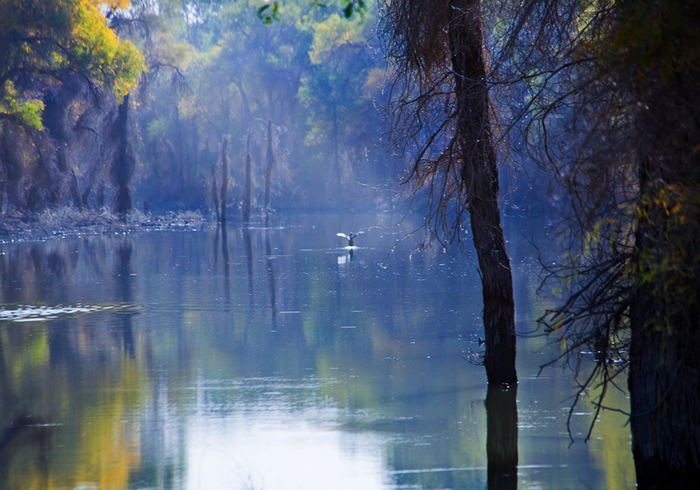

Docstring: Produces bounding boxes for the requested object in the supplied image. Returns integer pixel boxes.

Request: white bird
[337,231,364,247]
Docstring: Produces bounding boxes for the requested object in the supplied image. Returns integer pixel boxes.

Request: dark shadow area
[486,384,518,490]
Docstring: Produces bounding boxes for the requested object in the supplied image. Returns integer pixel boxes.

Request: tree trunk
[111,94,134,221]
[628,75,700,489]
[332,102,343,202]
[220,136,229,226]
[449,0,517,384]
[243,132,252,222]
[264,120,275,211]
[0,123,24,211]
[210,163,220,222]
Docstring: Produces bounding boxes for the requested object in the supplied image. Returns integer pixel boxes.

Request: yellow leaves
[112,40,146,99]
[0,81,45,131]
[308,13,364,64]
[70,0,145,100]
[92,0,131,9]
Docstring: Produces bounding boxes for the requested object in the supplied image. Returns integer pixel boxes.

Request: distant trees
[124,0,396,213]
[1,0,398,216]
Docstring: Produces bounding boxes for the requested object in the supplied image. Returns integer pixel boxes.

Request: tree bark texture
[628,74,700,488]
[448,0,517,384]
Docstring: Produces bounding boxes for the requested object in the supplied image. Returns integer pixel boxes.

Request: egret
[337,231,363,247]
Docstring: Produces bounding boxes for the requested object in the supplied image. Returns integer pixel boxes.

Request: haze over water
[0,214,634,489]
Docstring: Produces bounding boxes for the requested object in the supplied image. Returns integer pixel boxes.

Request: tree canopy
[0,0,144,126]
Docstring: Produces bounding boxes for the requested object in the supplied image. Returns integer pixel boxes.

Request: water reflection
[0,215,635,488]
[115,241,136,359]
[486,385,518,490]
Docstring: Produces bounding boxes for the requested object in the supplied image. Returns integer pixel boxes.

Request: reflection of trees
[0,236,149,488]
[266,230,278,333]
[115,241,135,358]
[0,219,635,488]
[221,224,231,308]
[486,385,518,490]
[0,330,51,489]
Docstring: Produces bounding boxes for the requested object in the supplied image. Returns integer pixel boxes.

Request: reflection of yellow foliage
[589,385,636,489]
[71,360,143,489]
[3,325,49,384]
[5,348,146,490]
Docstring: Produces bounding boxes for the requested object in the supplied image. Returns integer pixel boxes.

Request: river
[0,213,634,489]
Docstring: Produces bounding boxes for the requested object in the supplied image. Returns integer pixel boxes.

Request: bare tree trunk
[69,169,82,208]
[243,132,252,222]
[220,136,229,226]
[332,102,343,202]
[0,123,24,211]
[449,0,517,384]
[210,163,220,222]
[264,120,275,211]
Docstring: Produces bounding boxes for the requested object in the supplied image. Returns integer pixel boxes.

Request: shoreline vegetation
[0,207,207,243]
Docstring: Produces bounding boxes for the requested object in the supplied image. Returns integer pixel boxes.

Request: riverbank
[0,207,207,243]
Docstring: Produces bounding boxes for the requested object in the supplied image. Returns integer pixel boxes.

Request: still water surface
[0,214,634,489]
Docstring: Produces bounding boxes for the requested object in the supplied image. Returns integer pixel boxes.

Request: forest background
[2,1,700,486]
[1,0,478,218]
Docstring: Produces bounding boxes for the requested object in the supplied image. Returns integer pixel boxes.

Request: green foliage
[340,0,367,19]
[257,1,282,24]
[0,81,45,130]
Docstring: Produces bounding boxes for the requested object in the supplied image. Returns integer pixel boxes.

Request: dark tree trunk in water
[486,385,518,490]
[628,76,700,489]
[449,0,517,384]
[263,120,275,212]
[243,132,252,222]
[210,164,220,222]
[220,136,229,226]
[331,102,342,202]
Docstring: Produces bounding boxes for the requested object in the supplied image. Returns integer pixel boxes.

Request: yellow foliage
[72,0,146,100]
[92,0,131,8]
[308,13,364,64]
